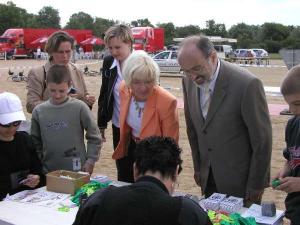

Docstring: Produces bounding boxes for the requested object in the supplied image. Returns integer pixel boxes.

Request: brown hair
[281,65,300,96]
[104,24,133,47]
[46,64,71,85]
[45,31,74,55]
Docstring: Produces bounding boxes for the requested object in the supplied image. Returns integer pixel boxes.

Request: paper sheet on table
[242,204,284,225]
[5,189,70,207]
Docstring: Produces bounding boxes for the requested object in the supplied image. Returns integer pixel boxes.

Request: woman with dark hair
[26,31,95,113]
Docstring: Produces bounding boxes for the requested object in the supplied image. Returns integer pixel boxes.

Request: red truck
[0,28,93,59]
[131,27,164,54]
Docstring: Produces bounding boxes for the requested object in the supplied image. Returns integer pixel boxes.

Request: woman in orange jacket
[114,50,179,182]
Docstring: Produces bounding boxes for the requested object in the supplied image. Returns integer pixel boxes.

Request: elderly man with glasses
[178,35,272,206]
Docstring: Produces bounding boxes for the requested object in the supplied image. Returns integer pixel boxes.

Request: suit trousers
[204,167,218,198]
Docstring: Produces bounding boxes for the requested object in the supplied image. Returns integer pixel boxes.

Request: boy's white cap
[0,92,26,125]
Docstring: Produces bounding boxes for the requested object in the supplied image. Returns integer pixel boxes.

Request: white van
[214,45,233,59]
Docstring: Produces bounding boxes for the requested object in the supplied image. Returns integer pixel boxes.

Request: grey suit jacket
[182,60,272,198]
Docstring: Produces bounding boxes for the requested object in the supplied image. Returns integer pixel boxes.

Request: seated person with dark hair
[73,136,211,225]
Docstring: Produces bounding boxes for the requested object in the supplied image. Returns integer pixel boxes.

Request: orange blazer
[112,81,179,160]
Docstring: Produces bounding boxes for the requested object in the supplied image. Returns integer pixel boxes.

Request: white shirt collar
[110,59,122,77]
[200,59,220,92]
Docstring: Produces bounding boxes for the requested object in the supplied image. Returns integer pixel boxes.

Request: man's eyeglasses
[0,121,22,128]
[181,64,205,77]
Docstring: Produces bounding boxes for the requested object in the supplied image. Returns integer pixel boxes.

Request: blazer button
[208,148,212,152]
[203,130,207,134]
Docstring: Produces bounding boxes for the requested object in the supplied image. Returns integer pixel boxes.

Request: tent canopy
[80,36,104,45]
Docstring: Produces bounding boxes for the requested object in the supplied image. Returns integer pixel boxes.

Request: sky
[1,0,300,29]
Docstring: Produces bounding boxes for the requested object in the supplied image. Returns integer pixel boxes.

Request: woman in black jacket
[97,25,133,180]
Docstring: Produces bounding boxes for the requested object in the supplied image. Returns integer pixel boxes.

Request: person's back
[78,178,181,225]
[73,137,211,225]
[31,65,101,175]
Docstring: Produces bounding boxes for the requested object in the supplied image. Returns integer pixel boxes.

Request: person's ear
[173,165,179,182]
[210,51,218,64]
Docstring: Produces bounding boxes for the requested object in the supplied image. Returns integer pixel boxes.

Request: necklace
[134,99,145,118]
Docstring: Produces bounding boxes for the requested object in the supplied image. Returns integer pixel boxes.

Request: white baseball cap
[0,92,26,125]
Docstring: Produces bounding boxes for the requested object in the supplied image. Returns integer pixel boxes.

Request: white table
[0,194,78,225]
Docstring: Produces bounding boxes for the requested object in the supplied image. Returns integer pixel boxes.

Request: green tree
[131,18,153,27]
[175,25,201,38]
[259,22,290,42]
[93,17,116,38]
[24,13,40,28]
[228,23,259,48]
[203,19,227,37]
[36,6,60,28]
[156,22,175,46]
[0,2,28,34]
[281,26,300,49]
[65,12,94,30]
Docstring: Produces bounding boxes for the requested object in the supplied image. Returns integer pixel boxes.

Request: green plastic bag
[71,181,111,206]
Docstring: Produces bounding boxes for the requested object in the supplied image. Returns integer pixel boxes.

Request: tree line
[1,1,300,53]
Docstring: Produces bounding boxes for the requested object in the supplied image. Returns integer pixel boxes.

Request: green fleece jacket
[31,97,101,174]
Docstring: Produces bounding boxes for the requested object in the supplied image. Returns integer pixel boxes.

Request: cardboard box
[46,170,90,195]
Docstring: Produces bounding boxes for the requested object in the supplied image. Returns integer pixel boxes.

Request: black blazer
[97,55,118,129]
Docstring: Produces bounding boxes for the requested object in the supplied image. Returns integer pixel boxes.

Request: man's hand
[245,189,264,204]
[82,161,95,175]
[85,95,96,106]
[276,177,300,193]
[100,128,106,142]
[194,171,201,186]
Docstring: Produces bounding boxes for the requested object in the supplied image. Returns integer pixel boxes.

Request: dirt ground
[0,59,291,219]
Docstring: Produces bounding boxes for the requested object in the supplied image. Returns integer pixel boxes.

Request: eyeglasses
[181,64,206,77]
[0,121,22,128]
[131,80,154,86]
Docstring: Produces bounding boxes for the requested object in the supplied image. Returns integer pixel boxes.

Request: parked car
[251,48,269,58]
[214,44,233,59]
[152,50,181,73]
[234,49,256,58]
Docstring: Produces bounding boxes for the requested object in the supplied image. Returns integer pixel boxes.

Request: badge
[72,158,81,171]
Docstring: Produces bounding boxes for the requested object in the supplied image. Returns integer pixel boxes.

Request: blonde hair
[122,50,160,86]
[104,24,133,47]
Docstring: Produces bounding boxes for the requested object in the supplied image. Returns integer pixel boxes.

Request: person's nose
[189,73,198,81]
[53,91,61,99]
[110,48,117,56]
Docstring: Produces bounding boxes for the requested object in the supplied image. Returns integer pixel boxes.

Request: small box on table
[46,170,90,195]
